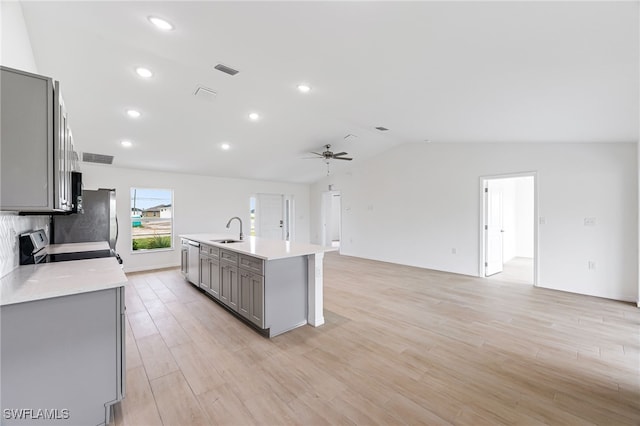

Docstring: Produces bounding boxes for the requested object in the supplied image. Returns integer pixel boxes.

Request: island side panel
[0,288,120,425]
[307,252,325,327]
[264,256,308,337]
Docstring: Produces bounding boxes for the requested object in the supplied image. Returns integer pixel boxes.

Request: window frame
[130,187,174,254]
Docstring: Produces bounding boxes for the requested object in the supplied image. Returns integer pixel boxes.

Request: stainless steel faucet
[226,216,244,240]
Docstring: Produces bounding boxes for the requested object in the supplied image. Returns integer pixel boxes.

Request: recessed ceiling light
[120,140,133,148]
[221,142,231,151]
[148,16,174,31]
[126,109,141,118]
[248,112,260,121]
[297,84,311,93]
[135,67,153,78]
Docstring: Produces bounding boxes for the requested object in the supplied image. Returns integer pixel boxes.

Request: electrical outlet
[588,261,596,270]
[584,217,596,226]
[539,217,546,225]
[451,248,457,254]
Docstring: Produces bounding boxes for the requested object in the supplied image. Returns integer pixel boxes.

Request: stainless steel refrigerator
[51,188,119,256]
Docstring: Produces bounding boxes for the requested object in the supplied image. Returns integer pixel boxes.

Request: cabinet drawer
[220,249,238,265]
[200,244,219,258]
[239,255,264,275]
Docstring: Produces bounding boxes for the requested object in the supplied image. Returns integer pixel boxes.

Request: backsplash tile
[0,213,49,277]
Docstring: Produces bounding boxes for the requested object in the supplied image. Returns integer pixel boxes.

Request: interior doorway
[321,191,341,248]
[480,173,536,285]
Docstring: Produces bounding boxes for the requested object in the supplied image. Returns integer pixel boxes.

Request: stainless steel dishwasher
[187,240,200,285]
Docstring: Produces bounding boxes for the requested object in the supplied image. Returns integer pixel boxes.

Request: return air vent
[193,85,217,102]
[214,63,239,76]
[82,152,114,165]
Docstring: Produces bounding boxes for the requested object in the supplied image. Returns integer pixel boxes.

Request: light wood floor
[488,257,534,285]
[113,252,640,425]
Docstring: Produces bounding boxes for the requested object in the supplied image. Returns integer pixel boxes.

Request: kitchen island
[179,233,334,337]
[0,257,127,425]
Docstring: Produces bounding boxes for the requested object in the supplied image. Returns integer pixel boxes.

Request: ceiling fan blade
[310,152,324,156]
[333,152,348,157]
[333,157,353,161]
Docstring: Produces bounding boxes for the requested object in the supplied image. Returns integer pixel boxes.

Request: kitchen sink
[211,239,242,244]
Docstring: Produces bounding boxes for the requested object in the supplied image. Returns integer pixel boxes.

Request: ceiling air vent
[214,63,239,76]
[375,126,389,131]
[193,85,217,102]
[82,152,114,165]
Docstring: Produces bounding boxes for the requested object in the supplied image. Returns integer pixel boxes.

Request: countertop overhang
[179,234,335,260]
[0,257,127,306]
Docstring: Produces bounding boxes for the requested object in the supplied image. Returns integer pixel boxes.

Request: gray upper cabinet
[0,66,77,212]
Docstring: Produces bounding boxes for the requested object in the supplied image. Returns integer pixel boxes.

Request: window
[131,188,173,251]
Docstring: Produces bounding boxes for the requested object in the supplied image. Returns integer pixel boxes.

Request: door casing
[479,172,538,286]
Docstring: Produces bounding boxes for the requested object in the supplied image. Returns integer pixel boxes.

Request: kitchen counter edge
[0,257,127,307]
[179,233,335,260]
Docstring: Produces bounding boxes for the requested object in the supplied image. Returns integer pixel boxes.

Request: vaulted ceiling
[20,1,639,183]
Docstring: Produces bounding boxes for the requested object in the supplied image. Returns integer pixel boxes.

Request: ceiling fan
[309,144,353,161]
[305,144,353,176]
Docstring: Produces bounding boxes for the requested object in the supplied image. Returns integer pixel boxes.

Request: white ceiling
[20,1,639,184]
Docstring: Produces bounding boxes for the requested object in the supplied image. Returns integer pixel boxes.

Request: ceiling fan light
[135,67,153,78]
[126,109,141,118]
[148,16,174,31]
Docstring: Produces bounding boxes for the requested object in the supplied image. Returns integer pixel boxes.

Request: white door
[256,194,284,240]
[485,181,504,276]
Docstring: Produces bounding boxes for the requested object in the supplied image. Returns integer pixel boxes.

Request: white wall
[0,2,37,72]
[0,1,46,278]
[311,142,638,302]
[515,177,534,258]
[82,164,310,272]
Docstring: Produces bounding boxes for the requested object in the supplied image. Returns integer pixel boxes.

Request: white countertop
[47,241,110,254]
[179,234,335,260]
[0,257,127,307]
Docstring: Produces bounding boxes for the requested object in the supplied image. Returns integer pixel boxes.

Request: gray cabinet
[239,254,265,328]
[200,255,210,289]
[239,270,264,328]
[219,249,239,311]
[0,66,78,212]
[180,239,307,337]
[199,244,220,299]
[0,287,125,425]
[220,260,239,311]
